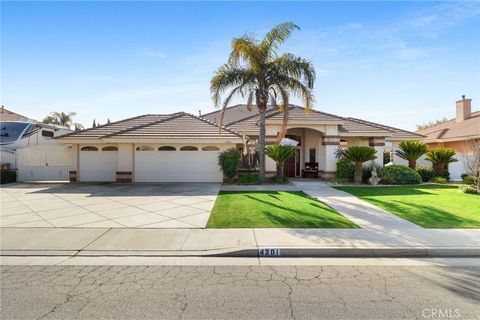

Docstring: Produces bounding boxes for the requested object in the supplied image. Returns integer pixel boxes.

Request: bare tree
[460,140,480,193]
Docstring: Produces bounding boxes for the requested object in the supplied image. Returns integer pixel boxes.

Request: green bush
[268,175,289,184]
[380,171,396,185]
[237,174,260,185]
[382,165,422,185]
[0,170,16,184]
[331,177,349,184]
[461,174,475,185]
[430,176,447,184]
[362,162,384,184]
[416,165,435,182]
[336,157,355,181]
[460,185,480,195]
[218,148,241,183]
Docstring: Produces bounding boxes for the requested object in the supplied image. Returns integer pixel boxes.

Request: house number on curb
[258,248,281,256]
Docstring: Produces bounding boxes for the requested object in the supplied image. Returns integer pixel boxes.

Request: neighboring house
[52,105,421,183]
[415,96,480,180]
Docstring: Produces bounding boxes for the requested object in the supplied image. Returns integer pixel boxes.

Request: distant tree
[107,118,111,124]
[92,119,96,128]
[43,112,83,130]
[416,117,448,130]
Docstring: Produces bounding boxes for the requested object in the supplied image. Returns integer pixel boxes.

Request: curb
[2,247,479,258]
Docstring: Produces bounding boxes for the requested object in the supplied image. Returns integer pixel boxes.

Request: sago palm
[425,148,457,175]
[395,140,427,169]
[343,146,377,184]
[265,144,296,183]
[210,22,315,182]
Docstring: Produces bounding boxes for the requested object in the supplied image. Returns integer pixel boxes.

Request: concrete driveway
[0,183,221,228]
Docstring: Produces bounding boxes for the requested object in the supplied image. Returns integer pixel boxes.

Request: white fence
[16,144,71,181]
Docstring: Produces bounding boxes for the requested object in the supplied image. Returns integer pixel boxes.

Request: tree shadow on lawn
[245,193,357,228]
[335,184,459,197]
[369,199,480,228]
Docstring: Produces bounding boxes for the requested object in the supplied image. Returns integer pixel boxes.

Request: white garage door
[135,147,222,182]
[79,146,117,182]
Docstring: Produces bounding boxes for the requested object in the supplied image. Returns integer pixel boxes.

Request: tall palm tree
[43,111,83,130]
[343,146,377,184]
[426,148,457,176]
[265,144,296,183]
[210,22,316,182]
[395,140,427,169]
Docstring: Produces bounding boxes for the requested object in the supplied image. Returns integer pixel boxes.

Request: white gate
[16,144,71,181]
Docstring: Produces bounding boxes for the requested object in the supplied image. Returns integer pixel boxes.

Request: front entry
[283,148,300,177]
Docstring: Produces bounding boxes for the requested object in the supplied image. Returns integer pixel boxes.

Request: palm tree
[426,148,457,176]
[343,146,377,184]
[395,140,427,169]
[265,144,296,183]
[210,22,315,182]
[43,112,83,130]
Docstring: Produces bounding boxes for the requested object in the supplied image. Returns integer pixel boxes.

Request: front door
[283,148,301,177]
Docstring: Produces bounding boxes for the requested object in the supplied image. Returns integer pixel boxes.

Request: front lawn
[335,184,480,228]
[207,191,358,228]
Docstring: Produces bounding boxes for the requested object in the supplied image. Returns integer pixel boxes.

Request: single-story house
[415,96,479,180]
[56,105,423,183]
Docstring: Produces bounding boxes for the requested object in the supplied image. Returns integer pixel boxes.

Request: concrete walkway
[292,180,421,229]
[2,227,479,258]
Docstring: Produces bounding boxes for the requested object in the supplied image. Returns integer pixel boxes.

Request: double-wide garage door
[134,150,222,182]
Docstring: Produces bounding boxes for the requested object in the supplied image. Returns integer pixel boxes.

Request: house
[56,105,422,183]
[415,96,480,180]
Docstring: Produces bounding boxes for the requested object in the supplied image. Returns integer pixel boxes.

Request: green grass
[207,191,358,228]
[335,184,480,228]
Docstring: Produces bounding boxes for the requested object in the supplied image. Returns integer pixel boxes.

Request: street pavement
[1,263,479,320]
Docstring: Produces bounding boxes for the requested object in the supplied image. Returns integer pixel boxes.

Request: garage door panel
[80,152,117,182]
[135,151,222,182]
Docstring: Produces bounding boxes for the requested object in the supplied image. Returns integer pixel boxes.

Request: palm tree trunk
[277,162,284,183]
[258,109,266,183]
[354,162,363,184]
[408,160,416,169]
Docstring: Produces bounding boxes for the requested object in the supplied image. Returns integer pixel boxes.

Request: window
[41,130,54,137]
[81,146,98,151]
[180,146,198,151]
[202,146,220,151]
[102,146,118,151]
[0,122,30,143]
[309,148,316,163]
[136,146,154,151]
[158,146,176,151]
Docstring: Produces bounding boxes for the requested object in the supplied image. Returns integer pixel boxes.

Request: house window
[202,146,220,151]
[158,146,176,151]
[136,146,154,151]
[180,146,198,151]
[81,146,98,151]
[41,130,54,137]
[309,148,316,162]
[102,146,118,151]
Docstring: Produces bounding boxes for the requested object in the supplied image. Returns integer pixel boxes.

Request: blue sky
[1,1,479,130]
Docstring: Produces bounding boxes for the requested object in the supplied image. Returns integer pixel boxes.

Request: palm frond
[261,22,300,56]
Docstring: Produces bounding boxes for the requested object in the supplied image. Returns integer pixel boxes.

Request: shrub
[268,175,289,184]
[395,140,428,169]
[460,185,480,195]
[218,148,241,183]
[265,144,296,183]
[342,146,377,184]
[382,165,422,185]
[461,173,475,185]
[336,157,355,181]
[331,177,349,184]
[237,174,260,185]
[425,148,457,175]
[430,176,447,184]
[0,170,16,184]
[380,171,396,185]
[362,162,384,184]
[416,165,435,182]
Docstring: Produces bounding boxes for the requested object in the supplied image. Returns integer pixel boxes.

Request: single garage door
[79,146,118,182]
[134,145,222,182]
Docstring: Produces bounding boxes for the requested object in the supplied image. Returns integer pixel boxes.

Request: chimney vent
[456,96,472,122]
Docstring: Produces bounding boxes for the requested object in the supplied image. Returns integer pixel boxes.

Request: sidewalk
[2,227,479,258]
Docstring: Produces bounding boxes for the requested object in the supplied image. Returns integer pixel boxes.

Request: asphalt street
[1,265,479,320]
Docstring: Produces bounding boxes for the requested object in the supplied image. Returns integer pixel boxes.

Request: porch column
[321,135,340,180]
[116,143,134,182]
[369,137,385,166]
[69,144,79,182]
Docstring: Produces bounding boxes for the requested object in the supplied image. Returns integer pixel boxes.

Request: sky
[1,1,479,131]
